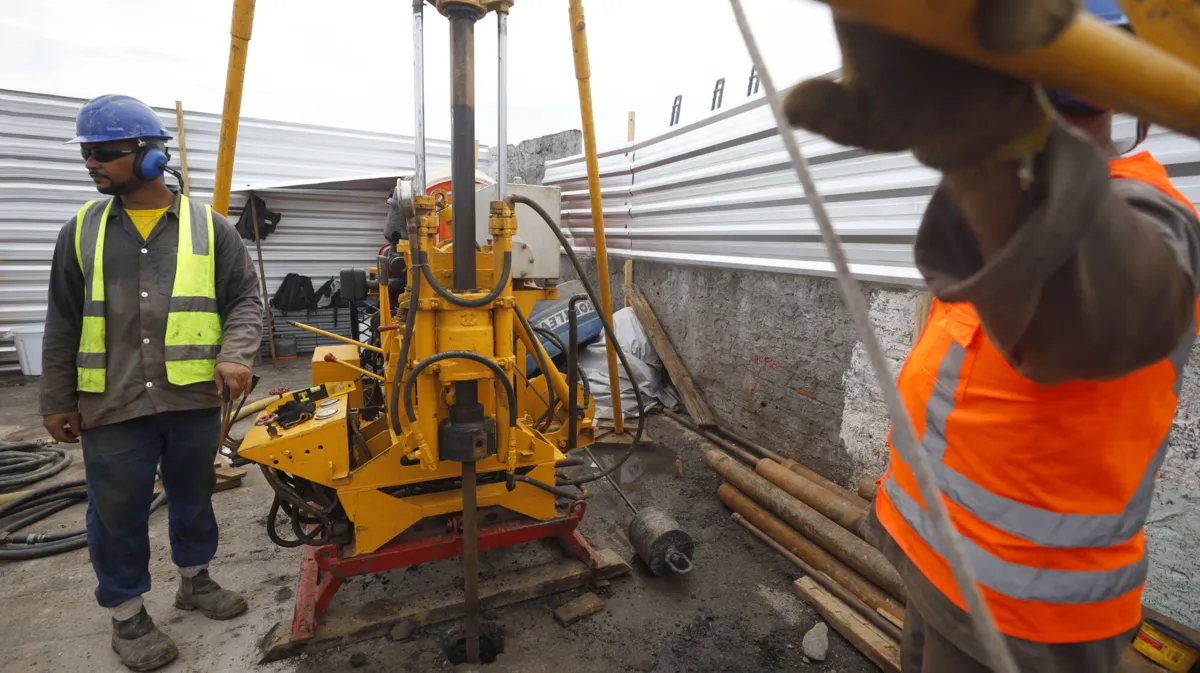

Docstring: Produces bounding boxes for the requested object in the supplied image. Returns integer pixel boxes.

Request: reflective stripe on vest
[875,151,1200,643]
[75,195,222,392]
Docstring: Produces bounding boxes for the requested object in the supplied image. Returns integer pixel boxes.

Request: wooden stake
[173,101,191,196]
[794,576,901,673]
[627,111,636,142]
[624,259,633,285]
[249,195,278,368]
[624,282,717,427]
[912,291,933,344]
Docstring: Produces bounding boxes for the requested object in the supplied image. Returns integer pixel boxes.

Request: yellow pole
[287,320,385,354]
[812,1,1200,140]
[1117,0,1200,69]
[568,0,624,433]
[212,0,257,216]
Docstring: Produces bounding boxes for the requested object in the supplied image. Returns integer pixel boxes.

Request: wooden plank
[260,547,631,662]
[794,577,901,673]
[623,283,717,427]
[912,291,933,344]
[624,259,633,285]
[876,607,904,630]
[554,592,605,626]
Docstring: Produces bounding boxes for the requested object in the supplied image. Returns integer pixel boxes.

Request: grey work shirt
[38,193,264,429]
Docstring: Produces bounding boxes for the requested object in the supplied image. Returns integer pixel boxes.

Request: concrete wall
[485,130,583,186]
[563,254,1200,627]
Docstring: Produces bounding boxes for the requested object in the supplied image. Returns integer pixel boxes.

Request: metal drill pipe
[412,0,427,194]
[286,320,384,354]
[461,460,481,665]
[568,0,623,434]
[497,8,508,197]
[714,425,785,463]
[450,12,476,290]
[729,3,1015,671]
[705,448,906,601]
[212,0,256,216]
[662,409,759,465]
[756,459,868,533]
[732,512,903,642]
[721,484,906,622]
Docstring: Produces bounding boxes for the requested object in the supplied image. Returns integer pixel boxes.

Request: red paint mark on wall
[751,355,779,370]
[794,387,817,400]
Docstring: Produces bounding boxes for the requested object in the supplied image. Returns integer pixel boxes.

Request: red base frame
[290,500,599,641]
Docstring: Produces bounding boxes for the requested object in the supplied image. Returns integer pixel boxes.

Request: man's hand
[782,0,1076,171]
[215,362,253,400]
[43,412,83,444]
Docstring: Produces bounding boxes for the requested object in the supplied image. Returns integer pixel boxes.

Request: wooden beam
[794,576,901,673]
[173,101,191,196]
[624,282,718,427]
[627,111,636,142]
[260,547,630,662]
[912,291,933,345]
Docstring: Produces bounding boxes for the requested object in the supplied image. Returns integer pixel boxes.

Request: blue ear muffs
[132,141,170,181]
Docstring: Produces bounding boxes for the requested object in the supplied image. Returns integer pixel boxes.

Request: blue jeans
[82,408,221,608]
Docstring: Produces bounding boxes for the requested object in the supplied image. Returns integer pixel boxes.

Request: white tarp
[578,307,680,421]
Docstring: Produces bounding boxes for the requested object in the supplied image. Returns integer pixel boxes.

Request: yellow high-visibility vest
[73,194,222,392]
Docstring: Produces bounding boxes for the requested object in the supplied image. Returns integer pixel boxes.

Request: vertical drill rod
[412,0,427,194]
[449,8,482,665]
[461,460,481,664]
[497,9,509,197]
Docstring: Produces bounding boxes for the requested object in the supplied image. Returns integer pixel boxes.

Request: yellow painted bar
[817,1,1200,139]
[568,0,624,433]
[287,320,385,354]
[212,0,256,216]
[1118,0,1200,69]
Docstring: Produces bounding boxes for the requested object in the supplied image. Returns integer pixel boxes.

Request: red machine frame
[288,501,600,642]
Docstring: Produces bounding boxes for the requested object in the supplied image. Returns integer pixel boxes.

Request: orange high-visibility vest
[875,151,1200,643]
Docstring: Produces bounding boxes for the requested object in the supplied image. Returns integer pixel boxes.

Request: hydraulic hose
[389,227,423,438]
[420,248,513,308]
[0,442,71,493]
[511,473,587,500]
[403,351,519,428]
[508,193,647,487]
[0,479,166,561]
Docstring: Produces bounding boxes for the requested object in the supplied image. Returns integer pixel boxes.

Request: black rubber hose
[511,474,587,500]
[507,194,647,486]
[420,249,513,308]
[389,227,423,438]
[0,479,166,561]
[532,325,591,409]
[0,443,71,492]
[402,351,519,428]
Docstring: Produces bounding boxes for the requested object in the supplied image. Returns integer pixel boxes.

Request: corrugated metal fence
[0,88,488,370]
[544,91,1200,286]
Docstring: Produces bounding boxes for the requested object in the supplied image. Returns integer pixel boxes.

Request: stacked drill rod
[663,411,907,645]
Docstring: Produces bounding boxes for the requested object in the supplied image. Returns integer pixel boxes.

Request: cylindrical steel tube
[731,509,903,641]
[858,476,879,503]
[462,461,481,664]
[497,9,508,197]
[757,459,868,533]
[714,425,785,463]
[705,449,905,602]
[449,12,476,290]
[662,410,758,465]
[781,459,873,511]
[412,0,426,194]
[720,484,905,622]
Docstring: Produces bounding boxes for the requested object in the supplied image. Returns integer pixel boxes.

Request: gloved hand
[784,0,1077,170]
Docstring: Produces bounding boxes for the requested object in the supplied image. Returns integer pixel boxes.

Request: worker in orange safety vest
[784,1,1200,671]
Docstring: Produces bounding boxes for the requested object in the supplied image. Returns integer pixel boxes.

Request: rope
[728,3,1019,672]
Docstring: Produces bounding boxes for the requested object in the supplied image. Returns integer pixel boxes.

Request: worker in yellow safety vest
[38,95,264,672]
[786,2,1199,671]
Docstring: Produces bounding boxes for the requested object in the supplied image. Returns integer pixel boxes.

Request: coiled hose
[0,442,71,493]
[0,479,166,561]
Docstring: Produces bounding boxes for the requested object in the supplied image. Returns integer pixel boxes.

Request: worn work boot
[111,608,178,672]
[174,569,248,620]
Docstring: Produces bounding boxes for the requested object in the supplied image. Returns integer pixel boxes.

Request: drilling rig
[229,0,644,663]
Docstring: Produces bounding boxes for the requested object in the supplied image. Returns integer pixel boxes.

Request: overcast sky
[0,0,840,149]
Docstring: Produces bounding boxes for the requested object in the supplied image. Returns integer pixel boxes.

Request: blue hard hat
[67,94,172,144]
[1085,0,1130,25]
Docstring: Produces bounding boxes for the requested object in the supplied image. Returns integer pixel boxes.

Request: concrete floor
[0,359,875,673]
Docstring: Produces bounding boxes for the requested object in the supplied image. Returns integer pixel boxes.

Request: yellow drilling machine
[229,0,653,663]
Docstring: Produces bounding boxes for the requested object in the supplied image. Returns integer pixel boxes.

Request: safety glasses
[80,146,138,163]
